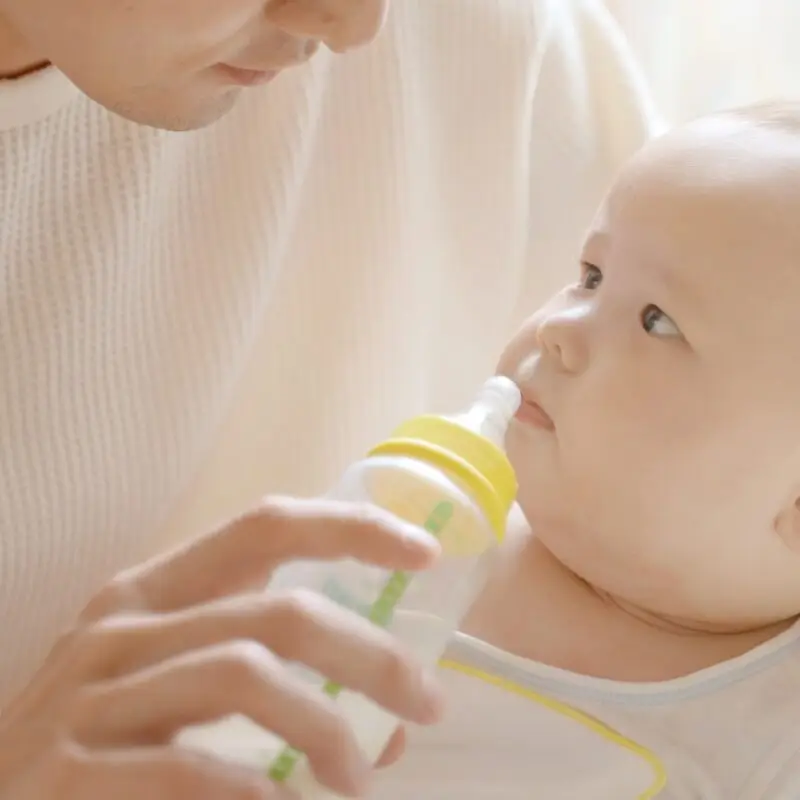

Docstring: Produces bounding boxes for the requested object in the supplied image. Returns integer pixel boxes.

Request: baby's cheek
[496,337,536,378]
[584,369,708,459]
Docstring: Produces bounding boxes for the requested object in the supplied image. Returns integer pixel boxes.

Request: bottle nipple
[449,376,522,447]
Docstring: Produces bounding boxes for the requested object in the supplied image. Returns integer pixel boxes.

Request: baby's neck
[463,521,792,682]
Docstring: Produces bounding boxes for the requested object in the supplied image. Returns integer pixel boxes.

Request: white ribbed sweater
[0,0,658,705]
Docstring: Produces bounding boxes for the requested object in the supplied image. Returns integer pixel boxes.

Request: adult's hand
[0,496,441,799]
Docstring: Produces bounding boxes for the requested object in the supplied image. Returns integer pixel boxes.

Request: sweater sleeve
[511,0,665,326]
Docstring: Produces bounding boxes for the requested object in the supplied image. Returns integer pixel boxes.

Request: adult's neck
[0,12,48,78]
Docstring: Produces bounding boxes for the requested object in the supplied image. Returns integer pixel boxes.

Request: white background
[605,1,800,122]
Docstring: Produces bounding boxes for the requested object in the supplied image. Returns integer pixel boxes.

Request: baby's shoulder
[582,630,800,797]
[412,627,800,798]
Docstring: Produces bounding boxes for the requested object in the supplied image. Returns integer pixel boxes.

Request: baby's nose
[536,304,590,374]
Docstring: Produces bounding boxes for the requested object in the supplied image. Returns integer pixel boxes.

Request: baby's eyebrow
[582,223,707,318]
[646,256,715,333]
[580,230,609,261]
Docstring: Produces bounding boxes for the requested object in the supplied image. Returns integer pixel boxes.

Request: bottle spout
[448,376,522,448]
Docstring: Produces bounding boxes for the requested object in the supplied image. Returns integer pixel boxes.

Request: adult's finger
[90,591,443,725]
[117,496,439,614]
[375,727,406,768]
[73,642,373,796]
[50,745,286,800]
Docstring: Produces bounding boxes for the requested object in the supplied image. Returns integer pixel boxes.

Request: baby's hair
[713,99,800,134]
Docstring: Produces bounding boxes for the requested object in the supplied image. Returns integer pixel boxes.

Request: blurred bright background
[605,0,800,123]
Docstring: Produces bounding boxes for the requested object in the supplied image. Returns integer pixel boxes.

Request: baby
[374,101,800,799]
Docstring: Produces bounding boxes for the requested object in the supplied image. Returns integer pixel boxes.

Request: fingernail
[401,523,440,551]
[418,671,445,723]
[345,746,371,795]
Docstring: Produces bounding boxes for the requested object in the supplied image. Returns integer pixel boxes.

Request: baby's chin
[517,489,793,634]
[517,501,603,572]
[517,500,648,597]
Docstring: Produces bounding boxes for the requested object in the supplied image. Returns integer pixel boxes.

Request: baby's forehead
[615,114,800,216]
[599,115,800,287]
[586,114,800,339]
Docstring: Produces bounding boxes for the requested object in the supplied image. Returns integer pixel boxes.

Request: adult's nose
[268,0,389,54]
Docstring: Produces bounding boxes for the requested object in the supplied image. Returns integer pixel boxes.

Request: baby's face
[498,113,800,629]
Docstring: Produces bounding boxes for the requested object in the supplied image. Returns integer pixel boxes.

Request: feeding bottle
[177,376,521,797]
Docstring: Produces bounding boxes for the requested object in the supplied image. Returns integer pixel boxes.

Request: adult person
[0,0,659,796]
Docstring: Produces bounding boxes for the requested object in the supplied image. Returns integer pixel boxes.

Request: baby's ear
[774,496,800,552]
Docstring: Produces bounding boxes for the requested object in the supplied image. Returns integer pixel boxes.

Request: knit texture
[0,0,658,705]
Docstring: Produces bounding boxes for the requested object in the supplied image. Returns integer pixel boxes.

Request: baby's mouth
[515,396,555,431]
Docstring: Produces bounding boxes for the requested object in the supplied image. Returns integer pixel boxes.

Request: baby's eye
[641,304,681,338]
[580,263,602,290]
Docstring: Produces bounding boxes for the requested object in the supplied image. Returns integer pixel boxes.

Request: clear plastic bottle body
[274,453,497,657]
[265,453,497,796]
[176,455,497,798]
[175,377,520,798]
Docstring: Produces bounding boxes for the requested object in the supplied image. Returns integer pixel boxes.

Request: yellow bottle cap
[368,415,517,542]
